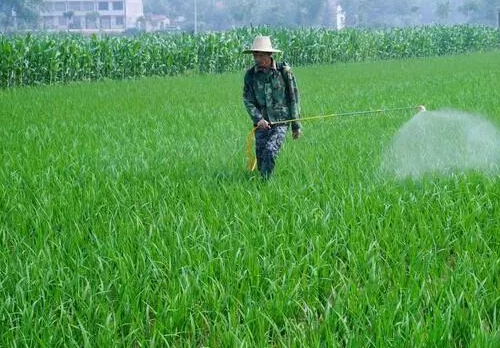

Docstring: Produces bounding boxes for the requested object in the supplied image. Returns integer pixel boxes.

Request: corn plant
[0,25,499,88]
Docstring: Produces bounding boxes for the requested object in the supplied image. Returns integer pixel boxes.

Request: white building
[139,14,172,32]
[336,5,346,30]
[40,0,144,32]
[327,1,346,30]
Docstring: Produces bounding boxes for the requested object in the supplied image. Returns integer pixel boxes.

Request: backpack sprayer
[247,105,427,172]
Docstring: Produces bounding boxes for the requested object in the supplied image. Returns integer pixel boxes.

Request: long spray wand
[247,105,427,171]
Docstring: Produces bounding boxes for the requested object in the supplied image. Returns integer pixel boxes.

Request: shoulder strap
[278,62,292,100]
[277,62,288,80]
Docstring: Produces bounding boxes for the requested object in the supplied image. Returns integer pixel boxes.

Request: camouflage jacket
[243,60,301,131]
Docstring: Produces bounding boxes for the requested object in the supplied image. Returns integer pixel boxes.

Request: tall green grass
[1,52,500,347]
[1,25,499,88]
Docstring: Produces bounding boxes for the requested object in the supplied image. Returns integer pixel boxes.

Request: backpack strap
[278,62,292,104]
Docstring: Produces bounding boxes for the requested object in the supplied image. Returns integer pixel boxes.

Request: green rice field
[1,51,500,347]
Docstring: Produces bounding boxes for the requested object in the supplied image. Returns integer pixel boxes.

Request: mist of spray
[379,109,500,179]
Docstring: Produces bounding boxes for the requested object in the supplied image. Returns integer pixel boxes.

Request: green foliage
[0,25,499,88]
[436,1,452,21]
[1,51,500,347]
[0,0,42,32]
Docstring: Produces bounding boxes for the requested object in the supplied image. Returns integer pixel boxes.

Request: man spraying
[243,36,302,180]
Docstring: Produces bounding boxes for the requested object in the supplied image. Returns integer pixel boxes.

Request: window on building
[98,2,109,10]
[82,2,94,11]
[54,2,66,11]
[115,16,124,26]
[86,18,97,29]
[100,16,111,29]
[68,2,81,11]
[71,16,83,29]
[58,17,67,27]
[112,1,123,10]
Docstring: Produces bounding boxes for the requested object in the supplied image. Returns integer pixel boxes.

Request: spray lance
[247,105,427,172]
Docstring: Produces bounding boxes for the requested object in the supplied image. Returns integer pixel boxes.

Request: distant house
[138,14,181,32]
[40,0,144,32]
[139,14,169,32]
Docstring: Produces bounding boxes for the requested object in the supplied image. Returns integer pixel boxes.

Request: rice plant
[1,51,500,347]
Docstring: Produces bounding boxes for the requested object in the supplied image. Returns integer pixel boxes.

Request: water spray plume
[380,109,500,179]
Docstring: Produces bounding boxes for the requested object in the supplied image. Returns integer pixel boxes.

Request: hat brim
[243,49,282,54]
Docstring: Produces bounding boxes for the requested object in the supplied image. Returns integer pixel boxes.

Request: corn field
[0,25,499,88]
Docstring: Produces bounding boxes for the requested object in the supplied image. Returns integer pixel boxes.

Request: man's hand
[257,118,271,130]
[292,129,302,140]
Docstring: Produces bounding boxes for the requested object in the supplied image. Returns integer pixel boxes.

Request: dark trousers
[255,125,287,179]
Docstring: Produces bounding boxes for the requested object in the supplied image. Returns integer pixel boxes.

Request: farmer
[243,36,302,179]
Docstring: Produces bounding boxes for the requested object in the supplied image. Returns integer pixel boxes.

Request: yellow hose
[247,126,258,171]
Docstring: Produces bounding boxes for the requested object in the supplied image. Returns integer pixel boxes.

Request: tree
[0,0,42,33]
[294,0,328,26]
[136,15,146,31]
[63,10,74,31]
[140,0,500,30]
[85,11,100,30]
[458,0,480,18]
[436,1,451,23]
[474,0,500,25]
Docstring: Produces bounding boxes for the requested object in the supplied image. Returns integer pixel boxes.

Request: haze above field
[1,0,499,33]
[143,0,500,30]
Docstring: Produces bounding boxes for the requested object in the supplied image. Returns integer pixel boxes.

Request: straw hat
[243,36,282,54]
